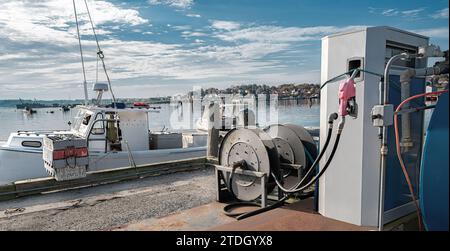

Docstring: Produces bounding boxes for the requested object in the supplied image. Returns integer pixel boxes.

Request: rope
[83,0,117,107]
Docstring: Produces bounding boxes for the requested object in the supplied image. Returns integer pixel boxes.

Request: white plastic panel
[118,111,149,151]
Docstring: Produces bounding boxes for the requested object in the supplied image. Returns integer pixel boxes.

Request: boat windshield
[71,109,88,133]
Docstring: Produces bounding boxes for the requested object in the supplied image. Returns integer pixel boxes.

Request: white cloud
[0,0,364,99]
[186,13,201,18]
[211,20,241,31]
[370,7,425,19]
[173,25,192,31]
[214,25,366,43]
[181,31,207,38]
[148,0,194,9]
[431,8,449,19]
[193,39,204,44]
[83,1,148,26]
[400,8,425,18]
[381,9,399,16]
[413,27,450,39]
[0,0,148,44]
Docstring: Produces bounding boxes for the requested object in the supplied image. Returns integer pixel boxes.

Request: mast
[72,0,89,105]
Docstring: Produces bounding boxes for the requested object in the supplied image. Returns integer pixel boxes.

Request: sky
[0,0,448,100]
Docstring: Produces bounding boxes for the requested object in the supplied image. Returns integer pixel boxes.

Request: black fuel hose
[223,202,261,217]
[235,196,289,220]
[225,113,337,200]
[272,132,342,194]
[231,132,343,221]
[224,160,247,200]
[222,113,339,219]
[235,190,315,221]
[279,113,338,191]
[235,132,342,220]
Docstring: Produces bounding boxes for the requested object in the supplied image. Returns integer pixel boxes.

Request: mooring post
[207,101,220,158]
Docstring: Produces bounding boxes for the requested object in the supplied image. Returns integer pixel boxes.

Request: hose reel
[218,124,317,202]
[218,128,279,201]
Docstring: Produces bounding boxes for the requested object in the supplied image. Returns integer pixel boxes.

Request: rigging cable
[96,54,99,84]
[72,0,89,105]
[393,89,448,231]
[83,0,117,107]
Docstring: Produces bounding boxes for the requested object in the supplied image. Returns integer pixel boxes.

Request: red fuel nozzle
[338,77,356,116]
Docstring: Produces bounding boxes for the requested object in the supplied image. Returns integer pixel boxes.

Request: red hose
[394,89,448,231]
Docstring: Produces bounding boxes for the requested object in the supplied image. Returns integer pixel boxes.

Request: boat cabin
[71,105,150,152]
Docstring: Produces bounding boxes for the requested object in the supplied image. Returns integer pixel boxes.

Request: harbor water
[0,99,320,141]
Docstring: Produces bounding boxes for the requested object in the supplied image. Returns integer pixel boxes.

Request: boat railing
[16,130,70,135]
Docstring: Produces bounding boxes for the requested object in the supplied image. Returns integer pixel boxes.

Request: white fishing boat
[0,94,207,184]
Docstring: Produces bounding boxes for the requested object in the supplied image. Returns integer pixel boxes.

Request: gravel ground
[0,167,215,231]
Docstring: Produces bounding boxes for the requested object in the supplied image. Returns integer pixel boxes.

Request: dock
[0,157,417,231]
[0,164,215,231]
[113,199,376,231]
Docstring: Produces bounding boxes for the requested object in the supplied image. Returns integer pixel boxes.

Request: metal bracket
[214,164,267,207]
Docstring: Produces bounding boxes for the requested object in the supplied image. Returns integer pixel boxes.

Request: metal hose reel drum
[264,124,317,189]
[284,124,318,159]
[218,124,317,202]
[219,128,279,201]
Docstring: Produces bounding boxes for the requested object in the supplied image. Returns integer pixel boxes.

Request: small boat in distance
[61,105,70,112]
[133,102,149,109]
[22,106,37,115]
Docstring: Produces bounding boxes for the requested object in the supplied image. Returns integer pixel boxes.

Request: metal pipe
[378,52,409,231]
[378,78,384,139]
[379,52,443,230]
[383,53,409,105]
[414,66,441,77]
[399,66,441,149]
[400,69,416,149]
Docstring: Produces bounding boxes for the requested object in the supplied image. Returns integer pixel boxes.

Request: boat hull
[0,147,206,185]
